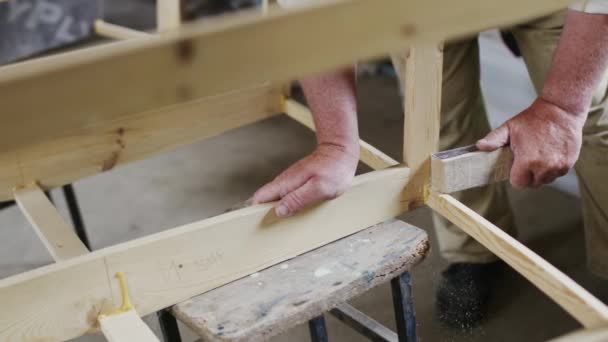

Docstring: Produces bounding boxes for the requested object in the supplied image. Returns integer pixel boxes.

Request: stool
[172,219,430,342]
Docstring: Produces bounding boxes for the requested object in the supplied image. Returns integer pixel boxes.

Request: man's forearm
[541,10,608,117]
[301,68,360,157]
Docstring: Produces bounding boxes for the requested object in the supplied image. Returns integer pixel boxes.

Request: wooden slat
[0,166,413,341]
[100,310,159,342]
[13,184,89,262]
[330,304,398,342]
[400,42,443,203]
[0,83,283,201]
[94,20,152,40]
[427,191,608,328]
[157,0,182,32]
[0,0,573,157]
[284,99,399,170]
[431,145,513,193]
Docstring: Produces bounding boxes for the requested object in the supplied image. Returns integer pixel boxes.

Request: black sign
[0,0,100,65]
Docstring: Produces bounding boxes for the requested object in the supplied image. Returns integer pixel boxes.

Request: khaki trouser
[395,11,608,278]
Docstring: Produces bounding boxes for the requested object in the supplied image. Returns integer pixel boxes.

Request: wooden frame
[0,0,606,341]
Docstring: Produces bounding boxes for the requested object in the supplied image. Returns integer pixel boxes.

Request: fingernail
[276,205,289,218]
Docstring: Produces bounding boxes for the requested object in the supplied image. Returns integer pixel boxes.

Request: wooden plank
[0,83,283,201]
[157,0,181,32]
[173,219,427,342]
[0,166,414,341]
[13,183,89,261]
[549,326,608,342]
[427,191,608,328]
[0,0,573,156]
[431,145,513,193]
[400,42,443,203]
[94,20,151,40]
[100,310,159,342]
[284,99,399,170]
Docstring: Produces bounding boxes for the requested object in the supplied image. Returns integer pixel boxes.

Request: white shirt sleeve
[569,0,608,14]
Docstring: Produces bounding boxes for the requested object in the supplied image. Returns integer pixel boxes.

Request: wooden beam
[94,20,152,40]
[0,83,283,201]
[157,0,182,32]
[431,145,513,193]
[100,310,159,342]
[427,191,608,328]
[399,42,443,203]
[284,99,398,170]
[13,184,89,261]
[0,0,573,157]
[0,166,414,341]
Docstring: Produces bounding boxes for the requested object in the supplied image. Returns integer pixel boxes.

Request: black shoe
[435,262,500,329]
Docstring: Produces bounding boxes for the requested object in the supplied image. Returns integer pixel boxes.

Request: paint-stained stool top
[172,219,429,342]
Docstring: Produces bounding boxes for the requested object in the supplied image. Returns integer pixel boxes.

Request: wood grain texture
[0,166,413,341]
[399,43,443,204]
[0,83,282,201]
[13,183,89,261]
[0,0,573,156]
[157,0,182,32]
[431,145,513,193]
[284,99,399,170]
[99,310,159,342]
[427,191,608,328]
[94,20,152,40]
[173,219,428,342]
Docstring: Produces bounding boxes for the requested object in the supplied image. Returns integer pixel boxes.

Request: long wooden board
[13,183,89,261]
[0,83,282,201]
[427,191,608,328]
[0,166,412,341]
[0,0,572,156]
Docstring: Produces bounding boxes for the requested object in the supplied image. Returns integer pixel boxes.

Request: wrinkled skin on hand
[252,143,359,218]
[477,98,585,188]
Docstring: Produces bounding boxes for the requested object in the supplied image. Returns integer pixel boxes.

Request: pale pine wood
[427,191,608,328]
[94,20,152,40]
[399,43,443,203]
[157,0,181,32]
[0,84,283,201]
[284,99,398,170]
[13,184,89,261]
[0,166,413,341]
[99,310,159,342]
[0,0,573,157]
[431,145,513,193]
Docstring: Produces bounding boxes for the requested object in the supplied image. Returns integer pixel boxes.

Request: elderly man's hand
[476,98,585,188]
[253,143,359,218]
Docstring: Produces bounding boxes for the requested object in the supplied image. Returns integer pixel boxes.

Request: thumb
[477,124,510,152]
[275,178,329,218]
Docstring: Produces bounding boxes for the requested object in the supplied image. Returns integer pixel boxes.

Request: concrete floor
[1,4,606,342]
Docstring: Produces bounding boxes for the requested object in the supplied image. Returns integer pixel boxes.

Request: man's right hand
[252,143,359,218]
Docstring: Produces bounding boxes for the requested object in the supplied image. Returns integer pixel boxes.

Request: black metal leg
[308,315,329,342]
[158,309,182,342]
[62,184,90,249]
[391,272,417,342]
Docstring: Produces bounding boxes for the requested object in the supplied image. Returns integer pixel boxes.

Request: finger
[533,169,561,188]
[253,173,309,204]
[510,159,533,189]
[477,124,510,152]
[275,178,331,218]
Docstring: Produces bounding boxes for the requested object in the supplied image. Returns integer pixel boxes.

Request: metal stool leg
[158,309,182,342]
[308,315,329,342]
[62,184,91,249]
[391,272,417,342]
